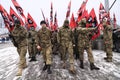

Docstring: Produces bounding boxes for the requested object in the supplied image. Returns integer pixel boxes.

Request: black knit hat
[40,20,46,25]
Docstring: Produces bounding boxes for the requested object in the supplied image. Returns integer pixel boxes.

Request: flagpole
[109,0,117,11]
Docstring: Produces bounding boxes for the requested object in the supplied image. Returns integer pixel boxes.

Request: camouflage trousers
[104,44,113,59]
[17,46,27,69]
[78,47,94,63]
[28,43,37,57]
[60,42,74,64]
[52,43,59,54]
[42,46,52,65]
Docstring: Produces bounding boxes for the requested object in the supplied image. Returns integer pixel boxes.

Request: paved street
[0,42,120,80]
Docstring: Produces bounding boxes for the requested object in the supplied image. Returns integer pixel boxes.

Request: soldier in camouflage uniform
[51,30,59,55]
[10,19,27,76]
[77,18,99,70]
[58,20,76,74]
[28,26,37,62]
[73,27,79,59]
[102,19,113,62]
[36,20,52,74]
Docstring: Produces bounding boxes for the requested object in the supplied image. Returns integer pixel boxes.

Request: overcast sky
[0,0,120,26]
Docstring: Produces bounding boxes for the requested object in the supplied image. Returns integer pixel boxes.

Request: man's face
[15,23,20,27]
[65,23,69,27]
[41,23,47,27]
[30,27,35,30]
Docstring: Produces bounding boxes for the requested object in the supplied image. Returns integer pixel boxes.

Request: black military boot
[104,57,112,62]
[29,56,37,62]
[80,60,84,69]
[47,65,52,74]
[43,62,48,71]
[90,63,100,70]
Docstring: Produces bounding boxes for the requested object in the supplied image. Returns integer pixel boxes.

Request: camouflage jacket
[11,26,27,47]
[28,30,37,44]
[58,27,74,45]
[77,27,96,48]
[36,27,52,48]
[51,31,58,45]
[103,24,113,46]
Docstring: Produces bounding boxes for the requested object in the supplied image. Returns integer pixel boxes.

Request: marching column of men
[9,18,113,76]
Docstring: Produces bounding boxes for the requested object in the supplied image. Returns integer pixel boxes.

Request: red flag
[66,1,71,19]
[99,3,108,22]
[10,7,24,26]
[113,13,116,28]
[91,27,100,40]
[0,5,14,31]
[87,8,100,40]
[27,13,37,29]
[77,8,88,23]
[70,13,76,29]
[77,0,88,16]
[87,8,98,27]
[46,18,50,29]
[11,0,26,21]
[53,12,58,31]
[50,2,53,30]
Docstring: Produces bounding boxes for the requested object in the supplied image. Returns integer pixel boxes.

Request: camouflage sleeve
[36,30,40,46]
[34,31,38,44]
[19,27,27,38]
[11,30,19,37]
[71,29,75,44]
[57,29,61,43]
[78,21,82,27]
[78,27,95,33]
[27,31,31,38]
[107,25,112,31]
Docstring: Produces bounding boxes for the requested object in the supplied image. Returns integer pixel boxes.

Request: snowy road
[0,42,120,80]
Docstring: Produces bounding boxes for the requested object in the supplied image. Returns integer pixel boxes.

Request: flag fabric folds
[0,5,14,32]
[10,7,24,26]
[78,0,88,16]
[27,13,37,29]
[11,0,26,20]
[50,2,53,30]
[87,8,100,40]
[70,13,76,29]
[66,1,71,19]
[53,12,58,31]
[99,3,108,23]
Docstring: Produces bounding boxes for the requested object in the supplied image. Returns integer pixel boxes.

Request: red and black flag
[77,8,88,23]
[70,13,76,29]
[87,8,100,40]
[11,0,26,21]
[0,5,14,32]
[10,6,24,26]
[50,2,53,30]
[77,0,88,17]
[99,3,108,23]
[46,18,50,29]
[53,12,58,31]
[66,1,71,19]
[27,13,37,29]
[113,13,116,28]
[87,8,98,28]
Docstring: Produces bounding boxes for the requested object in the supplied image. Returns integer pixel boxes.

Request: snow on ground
[0,42,120,80]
